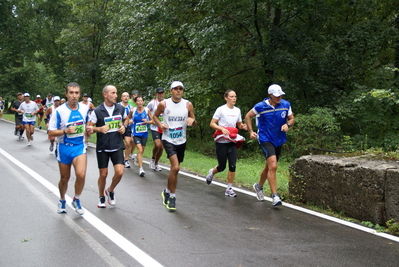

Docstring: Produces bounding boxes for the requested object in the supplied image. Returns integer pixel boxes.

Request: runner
[146,87,165,171]
[153,81,196,211]
[88,85,129,208]
[0,97,4,119]
[10,93,25,140]
[205,90,246,197]
[80,93,96,148]
[48,82,90,215]
[80,93,95,113]
[44,96,61,152]
[245,84,295,206]
[34,95,44,129]
[118,92,134,168]
[132,95,153,177]
[128,90,138,163]
[41,93,54,112]
[18,93,39,146]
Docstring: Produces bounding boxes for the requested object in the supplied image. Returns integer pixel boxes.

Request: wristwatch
[287,122,291,128]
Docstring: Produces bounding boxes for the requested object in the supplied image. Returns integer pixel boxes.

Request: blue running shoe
[57,200,67,214]
[72,198,84,215]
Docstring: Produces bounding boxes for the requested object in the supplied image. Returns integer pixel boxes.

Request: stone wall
[289,155,399,225]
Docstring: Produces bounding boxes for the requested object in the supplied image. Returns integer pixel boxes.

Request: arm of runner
[186,101,196,127]
[245,109,257,140]
[153,101,168,130]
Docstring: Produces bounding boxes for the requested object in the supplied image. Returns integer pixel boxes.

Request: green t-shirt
[128,99,137,108]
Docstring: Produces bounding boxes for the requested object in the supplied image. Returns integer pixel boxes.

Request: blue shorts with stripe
[55,143,86,164]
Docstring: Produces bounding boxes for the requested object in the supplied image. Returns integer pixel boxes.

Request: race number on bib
[168,127,183,140]
[159,114,164,122]
[104,115,122,133]
[25,113,33,118]
[135,122,147,133]
[66,120,85,138]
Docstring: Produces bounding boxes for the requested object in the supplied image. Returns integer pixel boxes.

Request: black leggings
[215,142,237,173]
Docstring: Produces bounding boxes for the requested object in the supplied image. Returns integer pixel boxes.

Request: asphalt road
[1,119,399,267]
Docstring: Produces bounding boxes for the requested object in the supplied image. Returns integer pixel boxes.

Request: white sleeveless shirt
[162,98,189,145]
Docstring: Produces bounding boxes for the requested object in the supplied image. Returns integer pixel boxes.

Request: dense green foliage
[1,0,399,152]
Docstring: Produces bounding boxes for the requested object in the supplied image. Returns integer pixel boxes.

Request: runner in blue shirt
[245,84,295,206]
[48,82,90,215]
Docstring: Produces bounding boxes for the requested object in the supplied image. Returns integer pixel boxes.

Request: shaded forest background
[1,0,399,157]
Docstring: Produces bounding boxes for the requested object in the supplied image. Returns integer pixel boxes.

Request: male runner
[44,96,61,152]
[18,93,39,146]
[146,87,165,171]
[48,82,90,215]
[10,93,25,140]
[88,85,129,208]
[153,81,196,211]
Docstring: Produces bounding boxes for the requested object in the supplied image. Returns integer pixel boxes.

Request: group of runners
[4,81,294,214]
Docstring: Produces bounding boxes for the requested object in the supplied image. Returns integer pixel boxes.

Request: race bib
[25,113,33,118]
[66,120,85,138]
[168,127,183,140]
[104,115,122,133]
[135,122,147,133]
[159,114,164,122]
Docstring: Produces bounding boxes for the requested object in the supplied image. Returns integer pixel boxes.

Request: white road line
[0,147,164,267]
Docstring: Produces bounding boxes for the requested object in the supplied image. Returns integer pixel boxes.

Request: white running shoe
[104,188,116,206]
[206,168,214,185]
[149,159,155,170]
[225,188,237,197]
[124,160,131,168]
[253,183,265,202]
[27,142,31,146]
[30,135,34,141]
[154,164,162,171]
[272,195,282,206]
[139,167,145,177]
[133,154,138,166]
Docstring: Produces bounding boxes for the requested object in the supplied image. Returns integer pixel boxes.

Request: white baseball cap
[268,84,285,97]
[24,93,30,97]
[170,81,184,89]
[36,94,41,98]
[53,96,60,101]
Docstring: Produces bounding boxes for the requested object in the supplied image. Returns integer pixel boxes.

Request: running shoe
[97,196,106,208]
[49,142,54,152]
[133,154,138,166]
[39,125,42,130]
[149,159,155,170]
[57,200,67,214]
[272,195,282,206]
[154,164,162,172]
[253,183,265,202]
[27,142,31,146]
[14,129,17,136]
[206,168,214,185]
[139,167,145,177]
[161,190,170,206]
[124,160,131,168]
[167,197,176,211]
[72,198,84,215]
[129,154,134,160]
[19,136,24,141]
[30,135,34,141]
[225,188,237,198]
[104,188,116,206]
